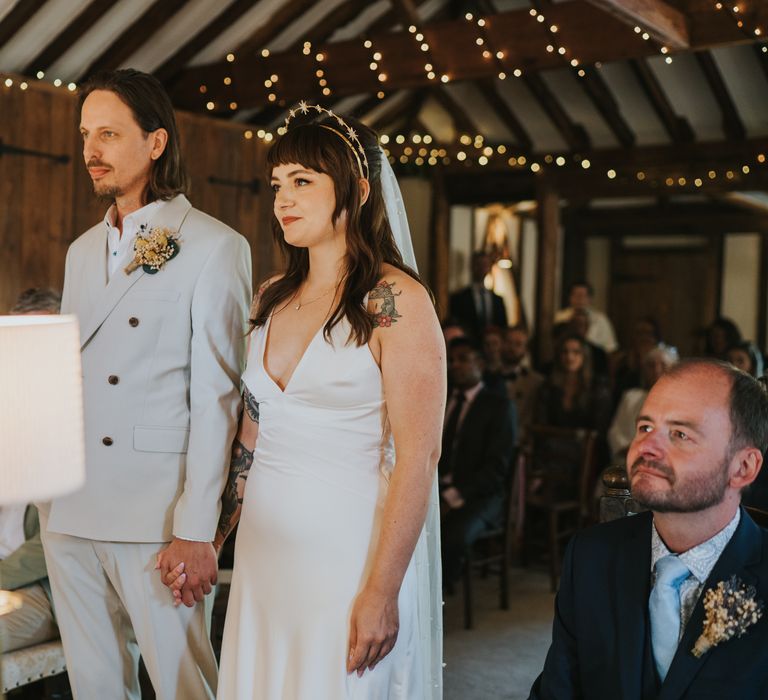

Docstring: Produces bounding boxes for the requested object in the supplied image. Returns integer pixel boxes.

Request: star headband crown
[283,101,370,180]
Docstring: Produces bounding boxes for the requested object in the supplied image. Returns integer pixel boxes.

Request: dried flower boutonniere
[692,575,764,658]
[124,226,180,275]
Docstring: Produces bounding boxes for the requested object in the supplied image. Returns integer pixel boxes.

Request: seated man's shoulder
[572,511,653,555]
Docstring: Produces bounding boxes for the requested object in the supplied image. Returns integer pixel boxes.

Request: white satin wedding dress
[217,312,427,699]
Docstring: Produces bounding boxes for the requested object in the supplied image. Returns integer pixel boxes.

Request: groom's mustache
[87,159,112,170]
[629,457,675,483]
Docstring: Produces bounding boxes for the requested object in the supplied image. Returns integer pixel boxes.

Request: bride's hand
[156,558,186,606]
[347,587,399,676]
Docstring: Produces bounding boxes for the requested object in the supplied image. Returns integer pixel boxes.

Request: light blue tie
[649,554,691,681]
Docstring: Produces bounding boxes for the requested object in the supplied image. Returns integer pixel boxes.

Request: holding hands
[156,538,218,607]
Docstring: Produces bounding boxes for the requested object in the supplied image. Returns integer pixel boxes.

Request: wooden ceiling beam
[0,0,49,49]
[753,43,768,87]
[579,66,635,148]
[23,0,112,75]
[369,92,416,132]
[155,0,264,85]
[430,87,477,136]
[476,79,533,151]
[585,0,689,50]
[695,50,746,141]
[82,0,191,79]
[523,73,591,151]
[629,57,694,143]
[389,0,422,27]
[235,0,320,58]
[170,2,761,114]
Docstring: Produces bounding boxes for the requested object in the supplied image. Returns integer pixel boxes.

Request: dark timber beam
[579,66,635,148]
[629,57,694,143]
[24,0,112,75]
[695,50,746,141]
[585,0,689,50]
[369,92,416,132]
[155,0,265,84]
[0,0,49,50]
[82,0,191,79]
[236,0,320,58]
[523,73,591,151]
[430,87,478,137]
[476,79,533,151]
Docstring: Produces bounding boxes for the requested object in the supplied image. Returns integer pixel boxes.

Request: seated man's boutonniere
[692,575,764,657]
[124,225,180,275]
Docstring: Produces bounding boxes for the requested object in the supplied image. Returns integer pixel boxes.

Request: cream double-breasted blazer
[50,195,252,543]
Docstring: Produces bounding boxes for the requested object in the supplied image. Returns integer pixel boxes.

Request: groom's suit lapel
[79,195,192,348]
[615,512,654,700]
[658,509,762,700]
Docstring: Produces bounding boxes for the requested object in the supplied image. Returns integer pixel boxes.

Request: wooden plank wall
[0,77,277,313]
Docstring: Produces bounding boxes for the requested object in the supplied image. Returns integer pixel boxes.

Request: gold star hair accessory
[284,101,369,179]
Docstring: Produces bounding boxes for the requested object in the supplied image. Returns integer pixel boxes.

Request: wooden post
[534,177,561,365]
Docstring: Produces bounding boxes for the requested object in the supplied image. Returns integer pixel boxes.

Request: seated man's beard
[629,456,730,513]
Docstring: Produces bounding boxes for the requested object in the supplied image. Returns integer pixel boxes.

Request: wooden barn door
[608,236,720,357]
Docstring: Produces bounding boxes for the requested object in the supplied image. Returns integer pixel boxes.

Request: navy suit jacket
[529,508,768,700]
[448,286,508,341]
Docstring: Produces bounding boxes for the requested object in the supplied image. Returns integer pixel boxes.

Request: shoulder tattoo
[243,386,260,423]
[369,280,403,329]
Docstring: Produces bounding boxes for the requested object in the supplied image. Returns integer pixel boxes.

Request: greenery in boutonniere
[124,225,180,275]
[692,575,763,658]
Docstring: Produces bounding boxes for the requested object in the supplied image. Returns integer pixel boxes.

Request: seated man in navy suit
[440,338,517,587]
[530,359,768,699]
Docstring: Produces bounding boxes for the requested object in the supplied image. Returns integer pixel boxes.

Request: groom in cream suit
[39,69,251,699]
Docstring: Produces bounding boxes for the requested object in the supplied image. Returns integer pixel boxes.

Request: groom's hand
[158,538,218,607]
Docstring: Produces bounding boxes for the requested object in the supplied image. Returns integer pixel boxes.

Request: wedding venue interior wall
[2,0,768,358]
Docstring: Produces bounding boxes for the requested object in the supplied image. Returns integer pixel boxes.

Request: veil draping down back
[380,151,443,698]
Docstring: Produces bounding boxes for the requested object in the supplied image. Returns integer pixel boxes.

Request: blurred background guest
[608,344,679,461]
[611,316,662,405]
[564,308,609,379]
[439,338,517,588]
[500,325,543,444]
[554,280,617,354]
[726,340,764,378]
[449,251,507,342]
[704,316,742,360]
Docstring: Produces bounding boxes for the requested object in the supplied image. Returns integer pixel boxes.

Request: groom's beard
[87,158,122,201]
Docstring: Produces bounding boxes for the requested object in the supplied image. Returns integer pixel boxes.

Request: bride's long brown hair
[252,112,426,346]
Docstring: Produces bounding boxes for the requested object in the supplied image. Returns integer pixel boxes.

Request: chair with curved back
[522,425,599,591]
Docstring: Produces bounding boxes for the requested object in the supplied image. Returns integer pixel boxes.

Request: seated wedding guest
[441,317,467,346]
[566,307,609,378]
[481,326,509,398]
[554,280,617,353]
[440,338,517,587]
[726,341,764,378]
[0,288,62,653]
[529,359,768,699]
[9,287,61,315]
[500,325,543,443]
[705,316,742,360]
[535,333,612,434]
[608,345,679,461]
[612,316,662,405]
[449,251,507,341]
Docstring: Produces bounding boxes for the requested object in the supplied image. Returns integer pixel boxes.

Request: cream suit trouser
[40,513,217,700]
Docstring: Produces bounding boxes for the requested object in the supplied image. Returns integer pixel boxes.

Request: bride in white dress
[167,107,445,699]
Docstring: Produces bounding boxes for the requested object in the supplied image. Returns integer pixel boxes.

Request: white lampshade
[0,315,85,504]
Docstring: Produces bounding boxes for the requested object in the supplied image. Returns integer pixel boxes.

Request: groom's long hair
[78,69,188,204]
[252,115,427,346]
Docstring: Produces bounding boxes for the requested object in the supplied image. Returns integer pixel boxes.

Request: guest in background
[0,288,62,653]
[441,317,467,346]
[481,326,508,397]
[612,316,662,405]
[554,280,617,354]
[566,307,609,378]
[726,341,764,378]
[440,338,517,587]
[9,287,61,315]
[536,333,612,434]
[449,251,508,341]
[705,316,742,360]
[500,325,543,444]
[608,345,679,461]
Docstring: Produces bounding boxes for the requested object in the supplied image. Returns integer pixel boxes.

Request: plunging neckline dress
[216,313,424,699]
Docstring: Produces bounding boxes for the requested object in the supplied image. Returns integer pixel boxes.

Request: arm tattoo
[217,438,254,538]
[369,280,403,329]
[243,386,260,423]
